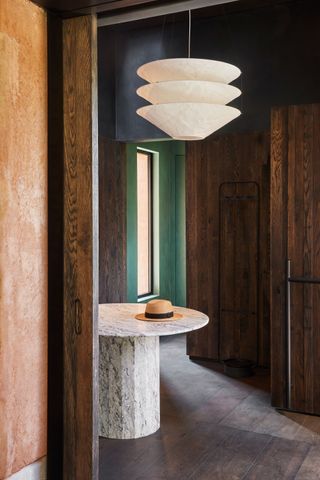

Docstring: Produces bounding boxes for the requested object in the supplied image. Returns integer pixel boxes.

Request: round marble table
[99,303,209,440]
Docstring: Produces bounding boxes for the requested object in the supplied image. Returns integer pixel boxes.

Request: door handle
[75,298,82,335]
[287,259,291,409]
[289,277,320,284]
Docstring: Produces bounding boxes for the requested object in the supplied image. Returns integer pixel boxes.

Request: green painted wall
[127,141,186,306]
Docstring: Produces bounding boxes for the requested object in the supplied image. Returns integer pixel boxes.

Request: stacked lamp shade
[136,58,242,141]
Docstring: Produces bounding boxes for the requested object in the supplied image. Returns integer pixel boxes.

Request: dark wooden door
[271,103,320,414]
[219,182,259,363]
[63,15,99,479]
[48,14,99,480]
[186,132,270,366]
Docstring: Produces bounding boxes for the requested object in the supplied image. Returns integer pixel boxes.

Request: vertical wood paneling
[186,141,215,358]
[287,104,320,414]
[219,182,259,363]
[270,106,288,408]
[99,137,127,303]
[259,158,271,369]
[187,132,270,365]
[289,105,310,412]
[63,15,98,480]
[312,104,320,413]
[271,103,320,414]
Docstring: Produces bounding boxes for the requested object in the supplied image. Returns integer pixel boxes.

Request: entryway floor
[99,334,320,479]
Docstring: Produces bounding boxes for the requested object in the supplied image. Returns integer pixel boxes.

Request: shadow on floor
[99,334,320,480]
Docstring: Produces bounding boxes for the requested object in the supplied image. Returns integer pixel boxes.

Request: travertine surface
[0,0,47,477]
[99,304,208,439]
[99,336,160,439]
[99,303,209,337]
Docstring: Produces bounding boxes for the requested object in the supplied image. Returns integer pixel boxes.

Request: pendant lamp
[136,11,241,141]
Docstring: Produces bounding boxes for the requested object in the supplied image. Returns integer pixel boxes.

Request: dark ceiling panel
[98,0,320,142]
[31,0,176,15]
[31,0,293,17]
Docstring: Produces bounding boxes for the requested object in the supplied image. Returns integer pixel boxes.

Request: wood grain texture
[219,182,259,363]
[288,104,320,414]
[270,106,289,409]
[186,132,270,366]
[295,445,320,479]
[244,437,310,480]
[100,335,320,480]
[271,103,320,415]
[63,15,99,480]
[99,137,127,303]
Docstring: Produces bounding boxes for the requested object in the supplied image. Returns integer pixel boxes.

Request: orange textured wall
[0,0,47,478]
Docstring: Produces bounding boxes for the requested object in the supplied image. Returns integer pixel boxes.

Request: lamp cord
[188,9,192,58]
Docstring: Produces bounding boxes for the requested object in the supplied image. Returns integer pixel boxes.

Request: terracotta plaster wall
[0,0,48,478]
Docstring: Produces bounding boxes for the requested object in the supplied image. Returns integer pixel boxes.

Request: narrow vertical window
[137,151,153,297]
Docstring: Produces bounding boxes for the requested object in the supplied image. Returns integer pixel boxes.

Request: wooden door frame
[48,13,99,480]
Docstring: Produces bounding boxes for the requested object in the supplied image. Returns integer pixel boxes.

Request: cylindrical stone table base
[99,335,160,439]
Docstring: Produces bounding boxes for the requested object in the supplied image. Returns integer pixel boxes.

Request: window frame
[137,149,154,299]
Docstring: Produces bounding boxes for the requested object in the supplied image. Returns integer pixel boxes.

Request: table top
[99,303,209,338]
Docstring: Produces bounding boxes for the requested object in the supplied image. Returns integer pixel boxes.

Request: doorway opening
[96,1,320,478]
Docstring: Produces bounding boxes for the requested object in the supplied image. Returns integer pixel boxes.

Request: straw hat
[135,299,183,322]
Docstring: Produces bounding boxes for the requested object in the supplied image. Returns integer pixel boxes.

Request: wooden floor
[99,335,320,479]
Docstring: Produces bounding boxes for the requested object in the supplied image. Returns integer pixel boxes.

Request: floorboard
[99,335,320,479]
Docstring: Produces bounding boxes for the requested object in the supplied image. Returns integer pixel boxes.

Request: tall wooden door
[63,15,99,479]
[186,132,270,366]
[271,103,320,414]
[48,14,99,480]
